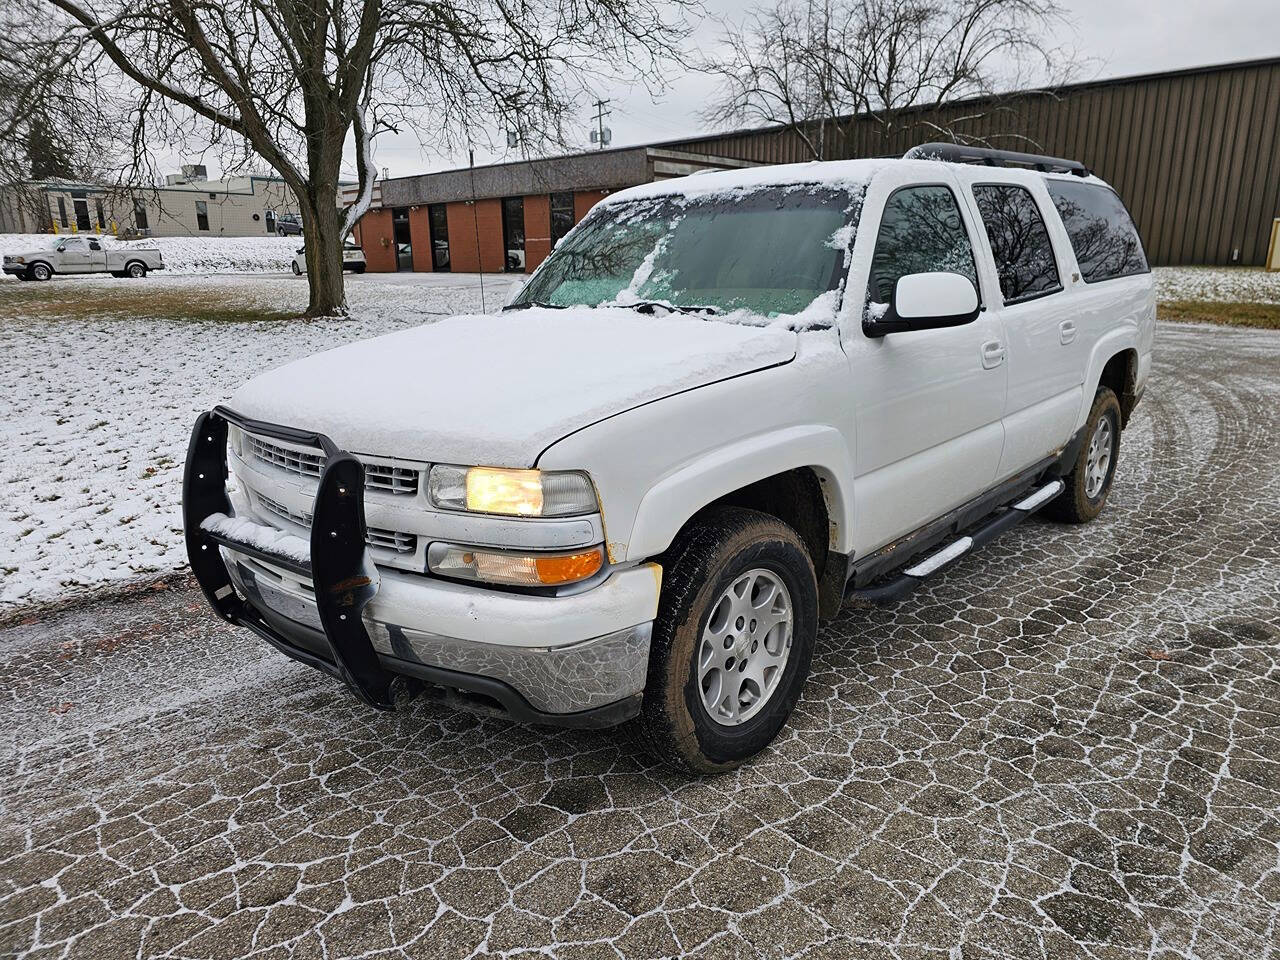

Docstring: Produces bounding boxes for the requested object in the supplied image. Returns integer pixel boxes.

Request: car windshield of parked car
[512,185,864,319]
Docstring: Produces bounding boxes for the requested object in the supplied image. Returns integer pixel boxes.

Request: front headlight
[12,256,24,264]
[428,465,597,517]
[428,543,605,586]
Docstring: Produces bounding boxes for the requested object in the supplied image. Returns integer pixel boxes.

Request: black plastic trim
[906,142,1090,177]
[183,407,395,710]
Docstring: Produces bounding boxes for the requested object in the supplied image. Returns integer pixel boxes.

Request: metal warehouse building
[356,56,1280,273]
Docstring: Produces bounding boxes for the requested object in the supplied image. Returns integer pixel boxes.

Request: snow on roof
[602,158,894,206]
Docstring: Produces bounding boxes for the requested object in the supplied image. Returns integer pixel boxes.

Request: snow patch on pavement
[1154,266,1280,304]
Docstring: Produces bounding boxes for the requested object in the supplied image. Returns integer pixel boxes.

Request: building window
[265,210,275,234]
[56,197,68,227]
[73,199,91,231]
[95,199,105,229]
[501,197,525,272]
[428,204,450,271]
[550,192,574,248]
[393,207,413,271]
[134,199,148,230]
[195,200,209,231]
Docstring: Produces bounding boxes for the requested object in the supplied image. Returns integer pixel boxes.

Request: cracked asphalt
[3,321,1279,960]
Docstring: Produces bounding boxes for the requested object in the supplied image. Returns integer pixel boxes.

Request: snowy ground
[0,265,1274,612]
[0,233,304,276]
[1153,265,1280,303]
[0,272,523,610]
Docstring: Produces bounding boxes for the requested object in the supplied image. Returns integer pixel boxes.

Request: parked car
[184,144,1154,772]
[276,214,303,236]
[3,236,164,280]
[291,244,366,275]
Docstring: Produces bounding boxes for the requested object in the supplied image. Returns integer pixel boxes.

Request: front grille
[248,435,420,495]
[256,494,417,555]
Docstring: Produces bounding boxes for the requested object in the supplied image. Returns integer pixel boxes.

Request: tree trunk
[300,187,347,318]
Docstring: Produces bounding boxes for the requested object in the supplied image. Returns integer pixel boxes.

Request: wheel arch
[1080,333,1141,429]
[124,258,148,275]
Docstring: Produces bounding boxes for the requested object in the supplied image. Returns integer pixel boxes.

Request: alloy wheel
[697,568,793,726]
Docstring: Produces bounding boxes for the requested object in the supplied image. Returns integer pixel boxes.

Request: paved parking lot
[2,321,1279,959]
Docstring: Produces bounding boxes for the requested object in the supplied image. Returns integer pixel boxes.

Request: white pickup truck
[2,235,164,280]
[183,144,1154,772]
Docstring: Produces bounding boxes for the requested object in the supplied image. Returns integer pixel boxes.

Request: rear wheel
[1046,387,1122,523]
[126,261,146,278]
[291,260,302,276]
[629,507,817,773]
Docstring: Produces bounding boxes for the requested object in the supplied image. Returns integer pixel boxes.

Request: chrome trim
[226,554,651,713]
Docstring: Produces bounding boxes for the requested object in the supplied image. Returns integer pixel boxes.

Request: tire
[629,507,818,773]
[1045,387,1122,523]
[126,261,146,279]
[291,260,302,276]
[30,262,51,281]
[15,273,29,281]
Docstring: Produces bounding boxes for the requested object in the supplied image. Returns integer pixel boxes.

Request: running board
[848,480,1063,605]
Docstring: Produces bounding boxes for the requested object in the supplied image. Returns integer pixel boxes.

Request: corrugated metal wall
[672,59,1280,266]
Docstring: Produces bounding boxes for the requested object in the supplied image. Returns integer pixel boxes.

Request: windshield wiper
[615,300,723,317]
[502,301,567,312]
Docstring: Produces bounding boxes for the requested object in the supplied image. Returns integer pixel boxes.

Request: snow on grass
[0,233,301,276]
[1153,266,1280,305]
[1,272,492,610]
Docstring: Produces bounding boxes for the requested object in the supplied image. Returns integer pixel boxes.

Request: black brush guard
[182,406,395,710]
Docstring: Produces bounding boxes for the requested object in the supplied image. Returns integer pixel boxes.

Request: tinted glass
[972,185,1062,304]
[550,192,575,247]
[868,186,977,305]
[515,185,863,318]
[428,204,450,271]
[501,197,525,272]
[1045,180,1148,283]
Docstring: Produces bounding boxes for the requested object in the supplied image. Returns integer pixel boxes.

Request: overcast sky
[322,0,1278,181]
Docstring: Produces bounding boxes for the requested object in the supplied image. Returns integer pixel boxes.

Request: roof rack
[903,142,1091,177]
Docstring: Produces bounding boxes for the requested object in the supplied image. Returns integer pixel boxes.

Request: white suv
[184,144,1154,772]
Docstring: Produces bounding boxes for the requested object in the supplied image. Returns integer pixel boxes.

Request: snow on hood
[228,308,797,465]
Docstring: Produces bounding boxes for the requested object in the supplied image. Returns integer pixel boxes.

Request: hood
[229,308,797,465]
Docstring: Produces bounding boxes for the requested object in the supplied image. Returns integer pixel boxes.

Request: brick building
[356,56,1280,271]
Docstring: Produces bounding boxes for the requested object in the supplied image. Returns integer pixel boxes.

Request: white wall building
[0,169,302,237]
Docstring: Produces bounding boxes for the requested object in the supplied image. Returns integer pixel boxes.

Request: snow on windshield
[514,171,875,330]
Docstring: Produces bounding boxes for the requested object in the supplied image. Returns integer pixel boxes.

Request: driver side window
[868,185,978,306]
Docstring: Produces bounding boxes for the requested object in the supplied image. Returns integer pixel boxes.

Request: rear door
[842,168,1009,554]
[962,175,1082,478]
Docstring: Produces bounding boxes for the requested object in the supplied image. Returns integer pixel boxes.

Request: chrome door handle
[1059,320,1077,344]
[981,340,1005,369]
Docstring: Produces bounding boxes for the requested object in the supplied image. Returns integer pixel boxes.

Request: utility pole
[591,99,611,150]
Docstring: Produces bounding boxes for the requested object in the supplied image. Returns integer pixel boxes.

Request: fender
[624,424,855,562]
[1076,327,1139,431]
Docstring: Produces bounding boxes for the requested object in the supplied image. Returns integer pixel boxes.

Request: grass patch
[0,279,299,323]
[1160,300,1280,330]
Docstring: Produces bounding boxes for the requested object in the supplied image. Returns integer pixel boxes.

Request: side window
[868,185,978,305]
[88,240,101,251]
[1045,180,1149,283]
[972,184,1062,304]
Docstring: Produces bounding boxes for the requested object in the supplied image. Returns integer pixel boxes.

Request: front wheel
[1045,386,1122,523]
[30,263,51,281]
[629,507,817,773]
[291,260,302,276]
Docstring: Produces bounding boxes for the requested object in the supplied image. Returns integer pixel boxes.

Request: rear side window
[972,184,1062,304]
[868,185,978,304]
[1045,180,1148,283]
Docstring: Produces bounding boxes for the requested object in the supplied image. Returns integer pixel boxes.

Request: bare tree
[0,0,692,316]
[703,0,1077,160]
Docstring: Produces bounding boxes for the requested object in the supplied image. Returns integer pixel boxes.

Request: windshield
[512,185,863,320]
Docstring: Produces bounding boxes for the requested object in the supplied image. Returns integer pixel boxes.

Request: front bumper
[3,264,27,275]
[183,407,659,727]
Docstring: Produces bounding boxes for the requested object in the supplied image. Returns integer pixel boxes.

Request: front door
[58,237,96,273]
[842,174,1008,555]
